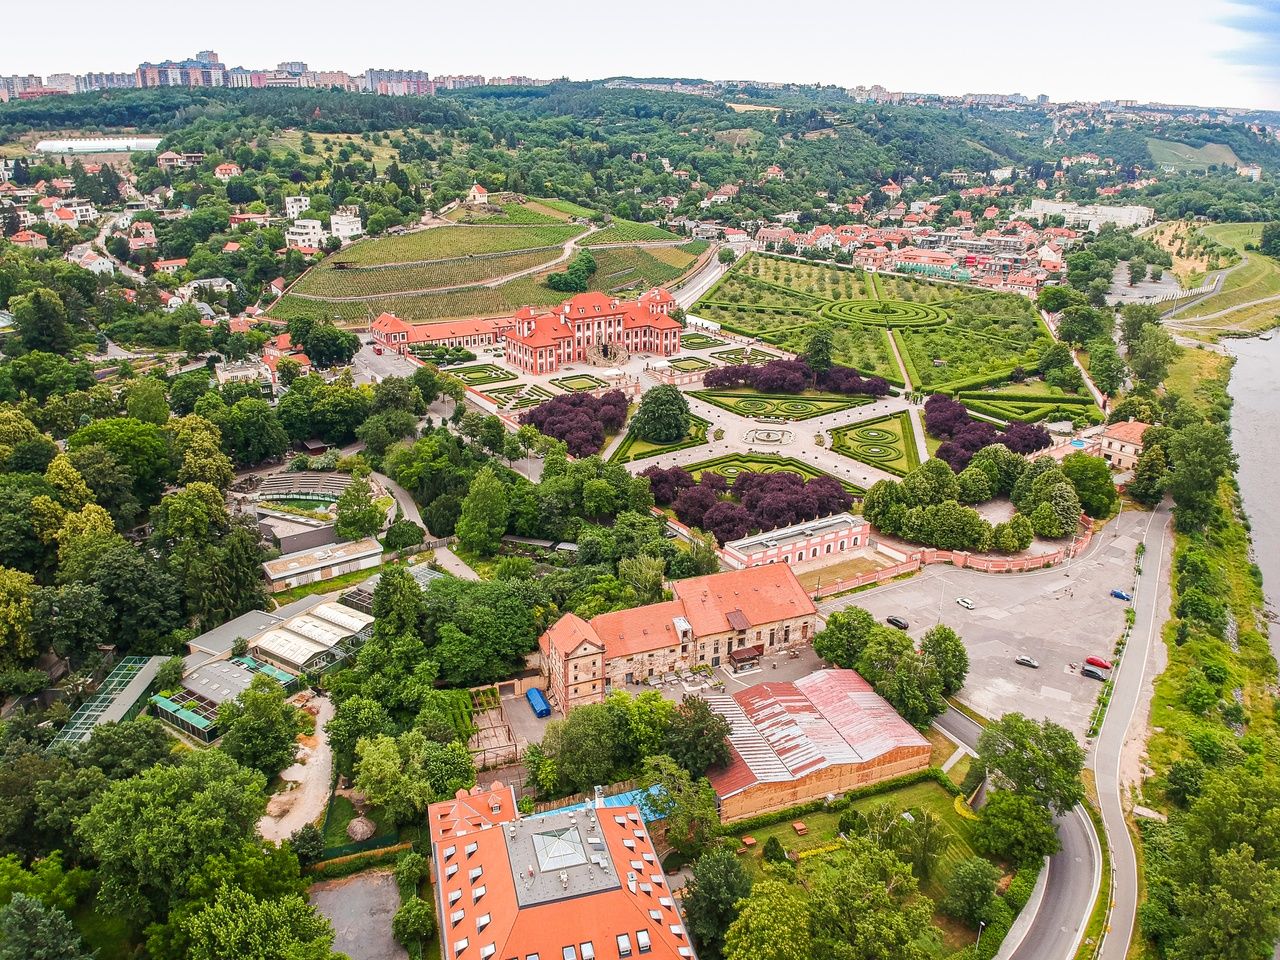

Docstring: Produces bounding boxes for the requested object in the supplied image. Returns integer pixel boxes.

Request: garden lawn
[692,389,872,421]
[322,795,393,850]
[550,373,608,392]
[829,413,921,476]
[610,415,710,463]
[483,383,556,410]
[710,346,780,365]
[668,356,712,372]
[729,779,977,898]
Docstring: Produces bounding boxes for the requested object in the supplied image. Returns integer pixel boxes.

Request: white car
[956,597,975,610]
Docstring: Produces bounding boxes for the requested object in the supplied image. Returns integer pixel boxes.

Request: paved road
[1094,502,1174,960]
[936,704,1101,960]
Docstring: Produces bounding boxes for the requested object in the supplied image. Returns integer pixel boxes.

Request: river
[1227,336,1280,651]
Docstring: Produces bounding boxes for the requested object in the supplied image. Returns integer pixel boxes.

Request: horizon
[2,0,1279,112]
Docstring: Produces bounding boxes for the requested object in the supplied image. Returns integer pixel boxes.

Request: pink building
[722,512,869,568]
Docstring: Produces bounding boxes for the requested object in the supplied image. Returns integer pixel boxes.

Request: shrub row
[955,391,1095,406]
[306,844,411,880]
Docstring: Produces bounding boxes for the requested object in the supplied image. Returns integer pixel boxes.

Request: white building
[1025,198,1154,231]
[721,513,871,569]
[285,219,325,250]
[329,212,364,242]
[284,195,311,219]
[66,249,115,275]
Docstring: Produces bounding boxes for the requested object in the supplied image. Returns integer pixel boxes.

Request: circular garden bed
[818,298,948,330]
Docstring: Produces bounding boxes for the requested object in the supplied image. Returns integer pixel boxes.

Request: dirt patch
[259,694,334,843]
[310,870,406,960]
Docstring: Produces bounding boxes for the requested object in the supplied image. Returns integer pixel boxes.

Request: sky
[5,0,1280,111]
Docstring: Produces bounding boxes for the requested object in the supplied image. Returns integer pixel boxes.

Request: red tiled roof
[1102,420,1150,445]
[671,564,814,637]
[706,669,930,799]
[586,600,688,659]
[539,613,605,659]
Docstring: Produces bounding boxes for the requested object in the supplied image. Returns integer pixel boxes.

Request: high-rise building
[136,53,226,88]
[364,68,431,95]
[277,61,308,75]
[0,75,44,99]
[194,50,220,65]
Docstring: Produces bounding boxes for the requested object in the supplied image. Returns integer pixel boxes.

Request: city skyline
[0,0,1277,111]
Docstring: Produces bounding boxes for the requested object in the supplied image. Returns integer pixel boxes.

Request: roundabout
[818,298,948,329]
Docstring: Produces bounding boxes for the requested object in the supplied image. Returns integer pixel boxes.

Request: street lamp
[976,921,986,947]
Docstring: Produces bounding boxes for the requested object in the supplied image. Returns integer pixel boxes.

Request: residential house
[8,229,47,249]
[156,151,205,170]
[284,195,311,219]
[214,162,242,181]
[285,219,325,250]
[153,257,188,275]
[1100,419,1150,471]
[329,213,364,242]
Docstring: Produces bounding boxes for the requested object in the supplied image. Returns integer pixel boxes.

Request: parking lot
[819,510,1154,736]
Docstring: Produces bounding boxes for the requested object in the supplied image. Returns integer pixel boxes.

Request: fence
[531,779,639,816]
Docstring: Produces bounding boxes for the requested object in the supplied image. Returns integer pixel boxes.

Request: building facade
[539,565,818,713]
[721,512,870,568]
[504,289,681,374]
[1100,419,1151,471]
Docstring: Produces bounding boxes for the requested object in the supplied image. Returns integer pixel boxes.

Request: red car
[1085,656,1113,671]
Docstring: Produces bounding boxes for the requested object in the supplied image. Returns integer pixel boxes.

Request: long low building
[721,512,870,568]
[250,600,374,674]
[262,538,383,593]
[705,669,931,821]
[539,565,818,713]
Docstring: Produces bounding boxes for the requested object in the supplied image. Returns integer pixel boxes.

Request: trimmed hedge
[722,767,961,837]
[306,844,409,879]
[955,391,1094,406]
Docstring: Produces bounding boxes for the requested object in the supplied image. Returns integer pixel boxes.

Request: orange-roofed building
[504,288,679,374]
[1100,419,1151,471]
[214,162,242,181]
[428,782,696,960]
[539,565,817,713]
[371,313,513,355]
[8,230,47,249]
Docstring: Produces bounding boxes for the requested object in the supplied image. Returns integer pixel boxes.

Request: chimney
[627,872,637,894]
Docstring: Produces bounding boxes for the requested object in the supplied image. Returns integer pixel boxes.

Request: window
[455,939,469,954]
[465,842,478,858]
[449,890,461,905]
[581,944,595,960]
[825,543,832,554]
[479,947,496,960]
[616,934,633,958]
[469,867,483,882]
[477,914,491,932]
[446,864,459,879]
[636,930,652,954]
[473,885,486,902]
[444,845,457,860]
[451,909,465,926]
[563,949,577,960]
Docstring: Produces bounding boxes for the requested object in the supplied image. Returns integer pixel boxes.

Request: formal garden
[694,253,1062,399]
[668,356,713,372]
[549,373,609,392]
[692,389,874,421]
[482,383,556,411]
[449,363,517,386]
[829,412,922,477]
[710,346,780,365]
[610,414,711,463]
[679,331,728,350]
[678,452,861,493]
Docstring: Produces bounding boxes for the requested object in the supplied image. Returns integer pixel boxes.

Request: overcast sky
[6,0,1279,111]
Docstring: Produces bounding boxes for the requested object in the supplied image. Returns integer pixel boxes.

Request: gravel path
[259,695,334,842]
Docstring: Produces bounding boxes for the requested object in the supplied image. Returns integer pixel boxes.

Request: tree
[897,809,950,879]
[943,856,1002,925]
[68,417,172,505]
[718,247,737,264]
[1128,445,1168,507]
[1058,306,1107,345]
[814,606,878,667]
[384,519,425,551]
[977,713,1084,813]
[920,624,969,696]
[683,846,753,960]
[392,896,436,947]
[1061,452,1119,518]
[289,824,324,866]
[326,695,393,777]
[276,356,302,388]
[10,288,73,355]
[804,324,835,373]
[353,732,475,825]
[1087,338,1127,396]
[177,432,235,490]
[335,475,384,541]
[179,323,212,358]
[723,879,812,960]
[1168,844,1280,960]
[0,894,92,960]
[299,322,359,368]
[0,567,36,662]
[126,377,170,425]
[540,704,619,794]
[631,385,691,444]
[973,790,1061,865]
[1129,325,1180,387]
[77,750,267,917]
[182,885,340,960]
[664,696,731,777]
[1168,423,1235,531]
[639,754,720,859]
[1128,258,1148,285]
[455,465,509,557]
[217,675,303,779]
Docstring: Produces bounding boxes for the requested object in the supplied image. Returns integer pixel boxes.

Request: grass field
[549,373,607,391]
[1146,137,1241,173]
[1163,346,1232,412]
[668,356,712,371]
[580,220,682,245]
[445,199,575,225]
[538,197,599,219]
[291,247,565,298]
[1174,223,1280,333]
[330,224,584,267]
[268,129,408,166]
[829,412,921,476]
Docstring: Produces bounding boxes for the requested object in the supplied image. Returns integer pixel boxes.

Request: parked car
[1085,656,1113,671]
[886,616,910,630]
[1015,655,1040,668]
[1081,664,1108,681]
[956,597,975,610]
[1110,589,1133,602]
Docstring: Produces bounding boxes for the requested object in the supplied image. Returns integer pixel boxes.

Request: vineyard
[289,247,566,299]
[446,200,574,225]
[330,224,585,266]
[580,220,683,245]
[586,244,702,292]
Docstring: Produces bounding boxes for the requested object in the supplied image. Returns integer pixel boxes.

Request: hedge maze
[682,452,862,494]
[483,383,556,411]
[710,346,779,365]
[818,298,948,329]
[678,332,728,350]
[449,363,517,386]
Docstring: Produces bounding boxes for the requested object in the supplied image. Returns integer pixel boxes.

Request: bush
[289,823,324,865]
[943,856,1002,925]
[395,850,427,889]
[761,835,788,863]
[384,519,426,551]
[1003,867,1038,912]
[392,896,436,946]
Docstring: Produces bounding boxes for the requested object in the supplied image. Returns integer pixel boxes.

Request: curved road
[936,707,1101,960]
